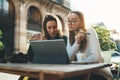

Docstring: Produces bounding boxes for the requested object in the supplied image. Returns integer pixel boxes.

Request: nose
[67,21,73,25]
[50,28,55,33]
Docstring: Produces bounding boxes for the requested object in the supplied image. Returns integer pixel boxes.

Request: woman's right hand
[75,29,86,44]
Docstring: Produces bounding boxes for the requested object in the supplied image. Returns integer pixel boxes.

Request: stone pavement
[0,72,20,80]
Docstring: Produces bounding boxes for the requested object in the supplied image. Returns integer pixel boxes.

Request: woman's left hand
[30,34,46,41]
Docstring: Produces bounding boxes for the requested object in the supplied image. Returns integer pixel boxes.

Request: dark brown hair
[42,14,63,39]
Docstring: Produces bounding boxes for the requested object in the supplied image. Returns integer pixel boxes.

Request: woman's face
[67,13,81,31]
[46,20,58,38]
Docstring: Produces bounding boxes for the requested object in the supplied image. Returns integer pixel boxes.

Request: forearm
[83,55,98,62]
[67,42,80,62]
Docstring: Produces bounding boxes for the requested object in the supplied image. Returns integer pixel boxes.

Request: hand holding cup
[75,29,86,44]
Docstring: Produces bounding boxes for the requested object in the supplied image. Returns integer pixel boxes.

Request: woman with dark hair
[30,14,67,44]
[19,14,67,80]
[41,14,67,43]
[27,14,67,63]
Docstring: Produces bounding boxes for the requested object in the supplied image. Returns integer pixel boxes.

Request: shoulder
[60,35,68,45]
[86,27,99,39]
[59,35,67,40]
[86,27,98,36]
[62,35,68,39]
[60,35,68,42]
[87,27,96,33]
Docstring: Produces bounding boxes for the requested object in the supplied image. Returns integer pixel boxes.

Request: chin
[51,36,56,38]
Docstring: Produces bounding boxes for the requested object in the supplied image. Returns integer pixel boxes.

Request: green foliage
[0,30,4,50]
[92,26,117,51]
[0,30,2,37]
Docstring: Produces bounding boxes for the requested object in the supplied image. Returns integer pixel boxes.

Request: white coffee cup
[76,53,86,61]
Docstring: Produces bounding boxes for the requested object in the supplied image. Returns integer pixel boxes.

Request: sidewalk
[0,72,20,80]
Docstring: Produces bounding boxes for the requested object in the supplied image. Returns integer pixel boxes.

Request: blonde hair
[68,11,87,52]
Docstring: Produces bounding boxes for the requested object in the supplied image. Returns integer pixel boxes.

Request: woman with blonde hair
[66,11,113,80]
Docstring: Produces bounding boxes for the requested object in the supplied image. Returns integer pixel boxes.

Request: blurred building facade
[0,0,70,57]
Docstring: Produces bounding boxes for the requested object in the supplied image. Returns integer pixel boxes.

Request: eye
[47,26,51,29]
[72,20,76,23]
[66,18,77,24]
[53,26,57,28]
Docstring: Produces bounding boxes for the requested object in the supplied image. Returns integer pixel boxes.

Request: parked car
[111,51,120,63]
[111,51,120,69]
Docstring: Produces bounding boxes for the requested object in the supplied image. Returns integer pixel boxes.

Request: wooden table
[0,63,111,80]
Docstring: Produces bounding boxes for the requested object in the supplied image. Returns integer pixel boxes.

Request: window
[0,0,9,15]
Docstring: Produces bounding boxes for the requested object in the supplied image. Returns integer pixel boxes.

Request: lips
[50,33,56,37]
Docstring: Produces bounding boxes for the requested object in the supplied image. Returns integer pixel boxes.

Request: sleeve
[27,45,34,62]
[67,40,80,62]
[83,28,102,62]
